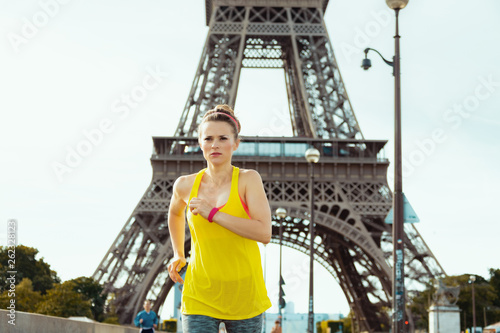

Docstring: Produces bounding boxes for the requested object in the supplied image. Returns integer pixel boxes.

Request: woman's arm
[189,170,272,244]
[167,176,188,283]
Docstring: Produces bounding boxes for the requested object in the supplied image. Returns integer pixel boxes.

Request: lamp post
[470,275,476,333]
[275,207,287,330]
[305,147,320,333]
[361,1,409,332]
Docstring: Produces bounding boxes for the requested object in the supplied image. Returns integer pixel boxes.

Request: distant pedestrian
[134,300,158,333]
[271,319,282,333]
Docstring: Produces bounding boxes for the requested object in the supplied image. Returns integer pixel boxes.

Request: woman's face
[198,121,239,165]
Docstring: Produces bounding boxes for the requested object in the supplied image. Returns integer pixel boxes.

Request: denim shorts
[182,313,263,333]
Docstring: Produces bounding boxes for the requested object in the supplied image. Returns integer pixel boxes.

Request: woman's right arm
[167,176,189,284]
[133,312,142,327]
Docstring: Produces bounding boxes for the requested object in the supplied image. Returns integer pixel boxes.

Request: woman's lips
[210,152,221,156]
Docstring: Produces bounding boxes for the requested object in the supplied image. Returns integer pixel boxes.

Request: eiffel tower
[93,1,445,331]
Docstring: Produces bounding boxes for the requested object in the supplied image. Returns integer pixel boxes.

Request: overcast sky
[1,0,499,319]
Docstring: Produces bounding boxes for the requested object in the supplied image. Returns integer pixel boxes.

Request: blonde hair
[199,104,241,139]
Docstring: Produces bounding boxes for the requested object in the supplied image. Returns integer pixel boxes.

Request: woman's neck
[205,164,233,186]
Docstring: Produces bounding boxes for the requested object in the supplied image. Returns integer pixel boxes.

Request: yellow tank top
[181,166,271,319]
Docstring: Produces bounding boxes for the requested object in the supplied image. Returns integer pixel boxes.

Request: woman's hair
[199,104,241,139]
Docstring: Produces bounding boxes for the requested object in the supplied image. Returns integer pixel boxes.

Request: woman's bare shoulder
[173,173,198,198]
[238,168,263,183]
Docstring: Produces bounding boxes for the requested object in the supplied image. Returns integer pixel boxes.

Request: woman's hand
[168,256,186,284]
[188,197,214,220]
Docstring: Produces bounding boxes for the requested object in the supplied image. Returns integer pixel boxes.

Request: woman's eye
[221,137,228,140]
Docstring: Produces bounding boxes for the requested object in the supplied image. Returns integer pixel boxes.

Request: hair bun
[214,104,235,116]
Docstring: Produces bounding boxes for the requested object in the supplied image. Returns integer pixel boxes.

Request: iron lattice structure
[93,1,445,331]
[176,1,362,139]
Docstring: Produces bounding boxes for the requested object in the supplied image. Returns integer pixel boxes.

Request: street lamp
[470,275,476,333]
[305,147,320,333]
[275,207,287,329]
[361,1,409,332]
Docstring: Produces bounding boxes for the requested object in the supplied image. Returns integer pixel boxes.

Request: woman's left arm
[189,170,272,243]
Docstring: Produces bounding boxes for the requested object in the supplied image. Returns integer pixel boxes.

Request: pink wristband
[208,207,220,223]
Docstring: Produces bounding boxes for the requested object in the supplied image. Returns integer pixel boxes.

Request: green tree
[408,281,435,329]
[451,274,497,329]
[408,269,500,330]
[408,274,500,330]
[0,278,42,312]
[70,276,107,321]
[485,269,500,325]
[342,311,354,333]
[102,293,120,324]
[0,245,60,294]
[36,280,92,318]
[489,269,500,307]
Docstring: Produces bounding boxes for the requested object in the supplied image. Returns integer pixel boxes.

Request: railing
[0,309,158,333]
[152,136,388,162]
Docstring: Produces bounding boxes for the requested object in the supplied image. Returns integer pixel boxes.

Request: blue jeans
[182,313,263,333]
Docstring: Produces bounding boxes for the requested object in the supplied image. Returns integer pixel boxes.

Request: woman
[167,105,272,333]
